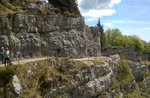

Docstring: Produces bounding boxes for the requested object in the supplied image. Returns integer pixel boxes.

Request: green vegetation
[0,0,80,17]
[102,59,133,97]
[0,65,19,98]
[97,18,105,47]
[75,60,87,70]
[91,58,105,65]
[0,3,24,16]
[104,28,150,53]
[116,59,134,86]
[0,66,17,87]
[98,59,143,98]
[49,0,80,17]
[122,84,142,98]
[136,70,150,82]
[56,93,69,98]
[0,4,13,15]
[0,57,97,97]
[25,0,36,3]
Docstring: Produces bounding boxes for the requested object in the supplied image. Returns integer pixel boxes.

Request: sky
[77,0,150,42]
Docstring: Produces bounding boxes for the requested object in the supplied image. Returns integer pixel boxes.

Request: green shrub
[116,59,134,86]
[92,58,105,65]
[0,4,13,15]
[56,93,69,98]
[75,60,87,70]
[122,84,142,98]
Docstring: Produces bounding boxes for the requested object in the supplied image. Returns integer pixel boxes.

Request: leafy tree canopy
[48,0,80,16]
[104,28,150,53]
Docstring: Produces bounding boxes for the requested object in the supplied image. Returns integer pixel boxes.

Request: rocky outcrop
[44,60,113,98]
[129,60,150,98]
[0,55,150,98]
[12,75,22,96]
[0,1,101,58]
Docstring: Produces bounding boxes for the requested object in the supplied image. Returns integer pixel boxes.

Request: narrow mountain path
[72,57,97,61]
[0,57,48,67]
[0,56,104,67]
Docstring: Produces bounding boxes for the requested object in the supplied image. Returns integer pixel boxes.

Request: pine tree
[97,18,105,47]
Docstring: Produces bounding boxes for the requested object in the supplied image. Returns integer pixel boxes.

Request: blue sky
[77,0,150,42]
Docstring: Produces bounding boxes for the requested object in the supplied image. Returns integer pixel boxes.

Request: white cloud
[78,0,122,11]
[109,0,121,7]
[77,0,122,23]
[104,22,113,27]
[82,9,116,18]
[38,0,48,3]
[112,0,121,4]
[144,28,150,30]
[86,18,98,22]
[78,0,121,11]
[113,20,150,24]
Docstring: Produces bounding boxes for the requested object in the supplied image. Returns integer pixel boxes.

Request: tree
[104,28,150,53]
[105,28,123,46]
[97,18,104,33]
[48,0,80,15]
[131,35,144,51]
[97,18,105,47]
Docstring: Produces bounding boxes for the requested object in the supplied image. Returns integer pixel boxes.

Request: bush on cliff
[0,3,24,16]
[49,0,80,16]
[116,59,134,86]
[0,65,18,97]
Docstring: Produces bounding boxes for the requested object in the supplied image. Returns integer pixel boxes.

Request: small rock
[12,75,22,96]
[26,70,33,79]
[110,54,120,63]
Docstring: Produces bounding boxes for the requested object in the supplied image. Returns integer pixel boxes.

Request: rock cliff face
[0,1,101,58]
[1,55,150,98]
[1,1,150,98]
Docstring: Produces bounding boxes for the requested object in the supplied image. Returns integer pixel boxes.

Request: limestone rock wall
[0,2,101,58]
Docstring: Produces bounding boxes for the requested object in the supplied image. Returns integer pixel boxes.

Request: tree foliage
[104,28,150,53]
[96,18,105,47]
[48,0,80,15]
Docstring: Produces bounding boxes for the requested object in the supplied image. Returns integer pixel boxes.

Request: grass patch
[56,93,69,98]
[91,58,105,65]
[0,3,24,16]
[122,84,142,98]
[0,4,13,15]
[4,3,18,11]
[0,65,18,82]
[116,59,134,86]
[25,0,37,3]
[13,58,76,97]
[0,65,19,97]
[75,60,87,70]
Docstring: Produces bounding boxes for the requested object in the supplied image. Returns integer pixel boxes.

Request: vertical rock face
[0,1,101,58]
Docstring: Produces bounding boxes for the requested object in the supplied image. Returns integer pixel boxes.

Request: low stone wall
[102,47,150,61]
